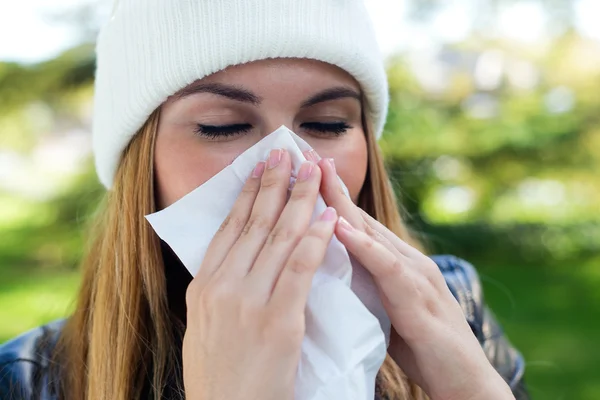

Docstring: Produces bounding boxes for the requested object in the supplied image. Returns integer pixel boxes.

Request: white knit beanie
[93,0,389,188]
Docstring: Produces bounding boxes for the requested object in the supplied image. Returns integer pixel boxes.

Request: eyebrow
[171,82,361,108]
[300,87,362,108]
[173,82,262,104]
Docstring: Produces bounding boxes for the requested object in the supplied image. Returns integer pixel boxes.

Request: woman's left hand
[313,156,514,400]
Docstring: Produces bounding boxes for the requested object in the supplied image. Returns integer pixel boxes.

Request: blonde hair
[52,108,428,399]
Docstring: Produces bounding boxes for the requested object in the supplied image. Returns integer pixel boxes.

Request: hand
[183,149,337,400]
[315,156,514,400]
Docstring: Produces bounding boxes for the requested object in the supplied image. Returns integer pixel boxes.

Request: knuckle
[412,274,435,304]
[413,276,437,309]
[260,174,283,190]
[425,297,440,317]
[372,230,388,245]
[241,215,272,236]
[382,257,404,278]
[363,222,388,244]
[240,179,260,196]
[305,226,329,242]
[217,214,246,233]
[240,181,259,195]
[288,188,312,203]
[364,222,378,238]
[287,257,313,275]
[267,225,301,245]
[363,235,376,250]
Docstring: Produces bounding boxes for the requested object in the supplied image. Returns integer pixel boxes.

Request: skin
[155,59,514,399]
[156,58,367,208]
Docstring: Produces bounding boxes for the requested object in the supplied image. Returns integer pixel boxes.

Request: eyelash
[193,123,253,139]
[301,122,352,136]
[194,122,352,139]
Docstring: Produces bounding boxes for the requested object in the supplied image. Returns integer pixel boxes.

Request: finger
[335,216,456,339]
[317,157,365,229]
[197,161,265,282]
[357,208,422,258]
[315,155,406,261]
[268,207,337,316]
[303,149,320,162]
[218,148,292,279]
[246,161,322,295]
[334,216,411,282]
[356,209,448,289]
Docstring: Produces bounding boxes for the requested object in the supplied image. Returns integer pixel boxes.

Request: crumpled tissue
[146,126,390,399]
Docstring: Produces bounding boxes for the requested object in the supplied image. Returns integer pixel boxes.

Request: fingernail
[327,158,336,174]
[307,149,320,162]
[252,161,266,178]
[337,216,354,231]
[268,149,283,169]
[320,207,337,222]
[297,162,314,182]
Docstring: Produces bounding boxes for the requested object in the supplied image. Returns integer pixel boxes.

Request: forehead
[168,58,362,102]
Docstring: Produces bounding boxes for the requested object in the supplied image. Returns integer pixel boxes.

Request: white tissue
[146,126,389,399]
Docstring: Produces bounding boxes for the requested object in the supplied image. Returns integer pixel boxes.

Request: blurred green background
[1,1,599,399]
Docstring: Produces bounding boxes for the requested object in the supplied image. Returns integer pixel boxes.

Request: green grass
[1,260,599,399]
[0,266,79,343]
[476,259,600,400]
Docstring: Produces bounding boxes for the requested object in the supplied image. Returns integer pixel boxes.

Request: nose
[260,115,296,138]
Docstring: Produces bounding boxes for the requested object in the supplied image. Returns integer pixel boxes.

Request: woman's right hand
[182,149,337,400]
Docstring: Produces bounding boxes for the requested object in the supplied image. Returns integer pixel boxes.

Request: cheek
[336,153,368,204]
[154,132,238,208]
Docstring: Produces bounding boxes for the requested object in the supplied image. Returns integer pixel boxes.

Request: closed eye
[194,123,252,139]
[301,122,351,136]
[194,122,351,139]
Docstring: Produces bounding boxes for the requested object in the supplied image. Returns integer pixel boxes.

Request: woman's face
[155,58,368,208]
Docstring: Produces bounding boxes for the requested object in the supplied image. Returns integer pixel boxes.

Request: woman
[0,0,527,399]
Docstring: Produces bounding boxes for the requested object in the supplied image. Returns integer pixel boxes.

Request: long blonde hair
[52,108,428,399]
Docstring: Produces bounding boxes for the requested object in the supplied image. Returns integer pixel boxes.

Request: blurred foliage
[0,43,95,151]
[380,33,600,266]
[1,3,600,398]
[0,43,95,112]
[0,163,103,269]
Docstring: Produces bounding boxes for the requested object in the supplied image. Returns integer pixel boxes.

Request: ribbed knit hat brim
[93,0,389,188]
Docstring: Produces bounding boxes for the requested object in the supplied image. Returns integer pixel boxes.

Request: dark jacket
[0,255,528,399]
